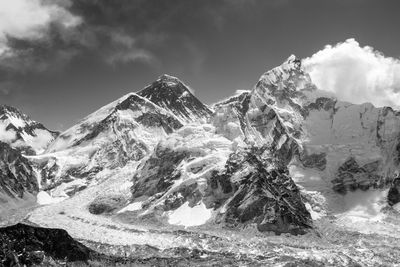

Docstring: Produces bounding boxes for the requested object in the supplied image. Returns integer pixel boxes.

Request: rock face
[0,142,38,201]
[332,157,383,194]
[138,74,213,123]
[388,177,400,206]
[214,150,311,234]
[0,105,57,155]
[129,124,311,234]
[0,223,91,266]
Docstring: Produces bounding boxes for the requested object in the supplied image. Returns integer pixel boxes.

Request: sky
[0,0,400,130]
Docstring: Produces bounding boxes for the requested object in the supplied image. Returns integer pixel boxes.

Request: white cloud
[0,0,81,58]
[0,123,16,142]
[303,39,400,108]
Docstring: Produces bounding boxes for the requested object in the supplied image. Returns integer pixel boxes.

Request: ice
[168,201,212,227]
[117,202,143,213]
[36,191,67,205]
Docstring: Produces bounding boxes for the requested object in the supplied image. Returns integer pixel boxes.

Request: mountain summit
[0,105,57,155]
[138,74,212,123]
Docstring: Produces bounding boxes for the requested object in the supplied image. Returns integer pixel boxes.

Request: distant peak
[0,105,29,121]
[282,54,302,71]
[139,75,189,100]
[286,54,298,62]
[1,105,21,114]
[137,75,212,123]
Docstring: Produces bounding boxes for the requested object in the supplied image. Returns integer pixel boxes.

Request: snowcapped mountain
[121,55,400,232]
[6,54,400,251]
[5,54,400,266]
[251,55,400,195]
[32,93,183,197]
[0,105,57,155]
[25,72,312,234]
[31,75,213,198]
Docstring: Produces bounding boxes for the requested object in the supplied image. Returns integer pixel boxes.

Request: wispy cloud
[104,31,156,66]
[303,39,400,108]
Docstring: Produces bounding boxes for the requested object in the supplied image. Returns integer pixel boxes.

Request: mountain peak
[158,74,180,83]
[282,54,302,71]
[256,54,310,90]
[0,105,57,155]
[138,76,212,123]
[0,105,31,124]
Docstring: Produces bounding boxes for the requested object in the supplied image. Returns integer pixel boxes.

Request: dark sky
[0,0,400,130]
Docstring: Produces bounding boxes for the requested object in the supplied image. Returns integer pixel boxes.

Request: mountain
[124,54,400,232]
[22,56,400,228]
[23,71,312,235]
[5,54,400,266]
[254,56,400,194]
[0,105,56,213]
[138,74,212,123]
[32,93,183,197]
[28,57,400,231]
[32,76,211,199]
[0,142,39,216]
[0,105,57,155]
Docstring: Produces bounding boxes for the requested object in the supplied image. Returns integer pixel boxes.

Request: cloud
[104,31,155,66]
[0,81,19,96]
[0,0,81,61]
[0,0,161,76]
[0,123,16,143]
[303,39,400,108]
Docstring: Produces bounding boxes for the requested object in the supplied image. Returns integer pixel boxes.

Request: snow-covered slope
[118,123,311,234]
[32,93,183,195]
[0,105,57,155]
[34,75,214,197]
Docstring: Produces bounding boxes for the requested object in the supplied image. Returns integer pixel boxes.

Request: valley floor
[21,164,400,267]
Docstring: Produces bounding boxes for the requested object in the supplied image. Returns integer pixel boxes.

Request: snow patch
[168,202,212,227]
[37,191,67,205]
[117,202,143,213]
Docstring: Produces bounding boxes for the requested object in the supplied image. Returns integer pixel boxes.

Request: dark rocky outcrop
[299,152,327,171]
[332,157,383,194]
[0,142,38,199]
[388,177,400,206]
[138,74,213,123]
[132,148,190,200]
[89,194,126,214]
[0,223,92,266]
[211,150,312,235]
